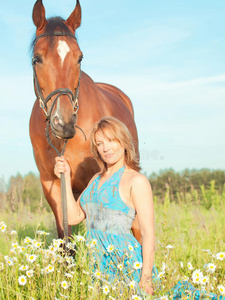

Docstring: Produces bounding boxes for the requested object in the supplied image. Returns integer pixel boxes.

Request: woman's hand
[54,156,71,179]
[139,278,154,295]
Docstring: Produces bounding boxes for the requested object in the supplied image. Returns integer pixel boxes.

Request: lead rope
[45,121,69,247]
[45,120,87,250]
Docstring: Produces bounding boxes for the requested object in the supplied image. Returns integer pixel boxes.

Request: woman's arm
[132,173,155,295]
[54,156,86,225]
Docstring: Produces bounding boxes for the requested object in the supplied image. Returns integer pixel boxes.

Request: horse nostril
[53,116,60,126]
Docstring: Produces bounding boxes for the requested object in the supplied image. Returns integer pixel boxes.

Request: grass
[0,186,224,299]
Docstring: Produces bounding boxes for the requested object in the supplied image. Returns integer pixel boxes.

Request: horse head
[32,0,83,139]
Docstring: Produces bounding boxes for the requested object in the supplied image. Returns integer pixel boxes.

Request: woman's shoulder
[124,168,151,188]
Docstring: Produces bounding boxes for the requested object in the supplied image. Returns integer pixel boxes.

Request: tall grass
[0,184,224,299]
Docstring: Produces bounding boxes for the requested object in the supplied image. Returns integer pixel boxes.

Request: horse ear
[32,0,47,30]
[65,0,81,33]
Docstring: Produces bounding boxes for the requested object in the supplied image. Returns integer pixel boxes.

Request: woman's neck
[105,159,125,176]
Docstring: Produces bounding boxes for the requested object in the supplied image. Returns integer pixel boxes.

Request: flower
[202,249,212,254]
[35,241,42,248]
[27,254,37,263]
[83,270,89,275]
[19,265,28,271]
[157,271,165,279]
[192,269,203,279]
[5,258,14,266]
[133,261,143,270]
[107,244,114,252]
[161,262,168,271]
[94,270,101,278]
[59,293,69,298]
[61,280,69,289]
[215,252,225,260]
[24,237,32,244]
[46,264,54,273]
[132,295,142,300]
[11,242,19,249]
[0,262,4,271]
[102,285,110,294]
[218,285,225,296]
[166,244,174,249]
[117,264,123,271]
[192,276,201,284]
[187,262,193,270]
[205,263,216,273]
[26,269,34,277]
[18,275,27,286]
[10,230,17,235]
[129,280,136,289]
[65,272,73,278]
[90,239,97,247]
[0,221,7,232]
[200,276,209,285]
[36,230,50,236]
[160,296,168,300]
[192,269,203,285]
[183,276,189,281]
[128,245,134,251]
[180,261,184,268]
[76,235,85,242]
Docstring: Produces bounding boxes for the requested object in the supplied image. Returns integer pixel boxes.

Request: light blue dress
[80,165,158,286]
[80,166,225,299]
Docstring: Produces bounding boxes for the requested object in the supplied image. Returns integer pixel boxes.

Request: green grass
[0,187,224,299]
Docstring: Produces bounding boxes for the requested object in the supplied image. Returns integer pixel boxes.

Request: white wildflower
[102,285,110,294]
[107,244,114,252]
[18,275,27,286]
[215,252,225,261]
[133,261,143,270]
[218,285,225,296]
[61,280,69,289]
[187,262,193,270]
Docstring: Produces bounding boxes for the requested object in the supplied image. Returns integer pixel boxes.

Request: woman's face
[95,130,125,166]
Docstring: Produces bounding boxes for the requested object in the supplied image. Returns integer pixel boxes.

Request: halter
[32,32,80,120]
[32,32,86,156]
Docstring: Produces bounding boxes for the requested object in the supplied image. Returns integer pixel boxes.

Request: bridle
[32,31,85,157]
[32,32,80,121]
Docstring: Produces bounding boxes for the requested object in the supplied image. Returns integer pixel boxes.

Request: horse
[30,0,141,243]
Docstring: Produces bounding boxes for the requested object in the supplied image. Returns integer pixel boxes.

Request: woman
[54,116,158,295]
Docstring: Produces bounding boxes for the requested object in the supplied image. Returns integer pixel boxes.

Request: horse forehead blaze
[57,40,70,66]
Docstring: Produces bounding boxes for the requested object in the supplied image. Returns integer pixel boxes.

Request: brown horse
[30,0,141,243]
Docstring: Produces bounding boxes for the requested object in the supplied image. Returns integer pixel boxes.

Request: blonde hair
[90,117,140,175]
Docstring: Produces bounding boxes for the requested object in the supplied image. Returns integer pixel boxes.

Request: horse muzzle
[50,114,77,139]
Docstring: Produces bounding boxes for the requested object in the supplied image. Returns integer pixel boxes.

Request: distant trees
[149,168,225,206]
[3,172,51,213]
[1,168,225,213]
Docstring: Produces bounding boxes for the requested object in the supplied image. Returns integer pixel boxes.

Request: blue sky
[1,0,225,183]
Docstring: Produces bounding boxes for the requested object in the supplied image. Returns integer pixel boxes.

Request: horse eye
[78,55,83,64]
[33,55,42,64]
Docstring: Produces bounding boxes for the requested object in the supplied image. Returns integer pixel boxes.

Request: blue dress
[80,166,225,299]
[80,165,158,287]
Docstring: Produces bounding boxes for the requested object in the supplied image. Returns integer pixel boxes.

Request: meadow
[0,182,224,300]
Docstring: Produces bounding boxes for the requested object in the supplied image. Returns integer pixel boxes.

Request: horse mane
[30,17,76,54]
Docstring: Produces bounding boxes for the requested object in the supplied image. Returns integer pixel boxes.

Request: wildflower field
[0,183,224,300]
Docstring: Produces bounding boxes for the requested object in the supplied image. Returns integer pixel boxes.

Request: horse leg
[131,215,142,245]
[41,179,72,239]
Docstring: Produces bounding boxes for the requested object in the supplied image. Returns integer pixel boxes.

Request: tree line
[149,168,225,207]
[0,168,224,213]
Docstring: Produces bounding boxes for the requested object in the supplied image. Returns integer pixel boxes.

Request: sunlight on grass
[0,185,224,299]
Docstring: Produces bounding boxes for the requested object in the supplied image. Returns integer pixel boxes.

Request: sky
[0,0,225,183]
